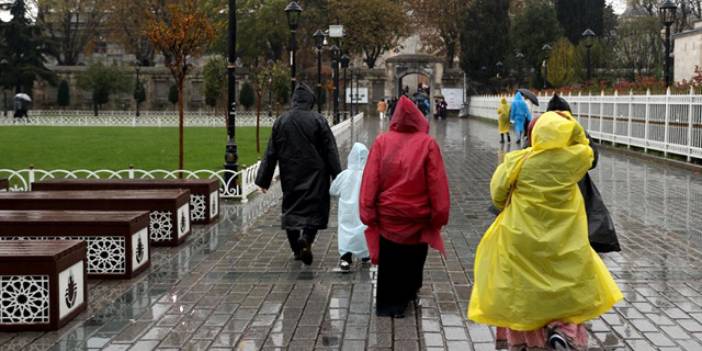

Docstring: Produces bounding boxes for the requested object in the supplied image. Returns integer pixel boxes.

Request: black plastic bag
[578,173,621,253]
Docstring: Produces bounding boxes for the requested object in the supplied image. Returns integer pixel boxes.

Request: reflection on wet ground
[2,117,702,350]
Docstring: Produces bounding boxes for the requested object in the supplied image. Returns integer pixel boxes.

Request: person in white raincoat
[330,142,370,271]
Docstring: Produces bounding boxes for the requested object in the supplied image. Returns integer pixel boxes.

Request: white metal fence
[0,113,364,202]
[0,110,349,127]
[467,90,702,162]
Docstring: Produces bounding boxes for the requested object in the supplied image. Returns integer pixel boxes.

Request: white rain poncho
[330,142,369,257]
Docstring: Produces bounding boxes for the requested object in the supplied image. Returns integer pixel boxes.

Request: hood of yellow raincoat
[531,111,588,151]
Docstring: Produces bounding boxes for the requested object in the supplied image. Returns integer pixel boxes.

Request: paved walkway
[3,117,702,350]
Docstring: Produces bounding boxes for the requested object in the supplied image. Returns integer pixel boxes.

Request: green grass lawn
[0,126,272,170]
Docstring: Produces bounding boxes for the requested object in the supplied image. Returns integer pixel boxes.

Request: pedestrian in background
[377,99,387,119]
[360,96,450,318]
[256,83,342,265]
[509,92,531,144]
[330,142,370,272]
[497,97,511,143]
[469,109,622,350]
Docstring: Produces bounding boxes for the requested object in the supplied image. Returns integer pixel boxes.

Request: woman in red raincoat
[360,96,450,318]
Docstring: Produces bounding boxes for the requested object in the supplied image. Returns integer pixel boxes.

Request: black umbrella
[517,88,539,106]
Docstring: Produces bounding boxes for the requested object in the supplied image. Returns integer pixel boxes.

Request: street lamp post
[515,52,525,87]
[313,29,325,114]
[582,29,596,81]
[340,54,350,119]
[349,64,354,117]
[0,58,7,117]
[330,45,341,125]
[542,44,552,89]
[660,0,678,88]
[135,65,141,118]
[224,0,239,185]
[285,1,303,94]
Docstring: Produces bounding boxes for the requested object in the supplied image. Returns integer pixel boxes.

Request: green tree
[203,56,226,110]
[77,62,132,116]
[330,0,410,68]
[37,0,108,65]
[511,0,562,87]
[407,0,467,68]
[614,15,664,80]
[460,0,510,88]
[555,0,605,45]
[168,84,179,107]
[239,81,255,111]
[57,80,70,108]
[547,38,580,87]
[2,0,55,94]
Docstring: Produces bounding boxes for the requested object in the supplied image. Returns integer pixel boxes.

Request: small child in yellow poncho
[497,97,511,144]
[468,110,622,350]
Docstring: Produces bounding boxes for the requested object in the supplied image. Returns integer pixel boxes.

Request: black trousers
[376,235,428,317]
[286,228,318,254]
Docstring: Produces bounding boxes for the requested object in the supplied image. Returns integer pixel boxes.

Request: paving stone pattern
[2,117,702,350]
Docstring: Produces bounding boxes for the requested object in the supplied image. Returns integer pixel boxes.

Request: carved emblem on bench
[136,237,144,264]
[191,194,206,221]
[149,211,173,242]
[65,273,77,308]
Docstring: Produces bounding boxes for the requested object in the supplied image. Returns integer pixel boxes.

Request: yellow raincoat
[497,97,511,134]
[468,112,622,331]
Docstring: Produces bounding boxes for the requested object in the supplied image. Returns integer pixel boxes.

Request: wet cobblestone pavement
[3,117,702,350]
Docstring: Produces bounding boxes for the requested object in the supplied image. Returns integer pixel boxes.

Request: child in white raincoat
[330,142,370,271]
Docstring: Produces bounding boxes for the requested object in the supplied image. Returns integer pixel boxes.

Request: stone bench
[0,190,191,247]
[0,240,87,331]
[0,179,7,192]
[0,210,150,279]
[33,179,220,224]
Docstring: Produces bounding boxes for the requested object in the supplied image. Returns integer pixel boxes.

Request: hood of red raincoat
[389,96,429,133]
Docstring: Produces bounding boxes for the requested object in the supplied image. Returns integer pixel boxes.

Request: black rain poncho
[255,83,342,230]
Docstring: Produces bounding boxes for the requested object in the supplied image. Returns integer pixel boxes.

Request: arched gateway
[384,54,445,110]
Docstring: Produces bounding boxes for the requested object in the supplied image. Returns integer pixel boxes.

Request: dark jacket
[255,84,342,230]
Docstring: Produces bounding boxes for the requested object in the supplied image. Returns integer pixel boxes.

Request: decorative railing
[467,90,702,162]
[0,110,351,128]
[0,113,364,202]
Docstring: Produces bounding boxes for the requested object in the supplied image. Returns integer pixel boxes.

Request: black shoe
[361,257,371,263]
[548,333,569,350]
[298,238,313,265]
[339,259,351,272]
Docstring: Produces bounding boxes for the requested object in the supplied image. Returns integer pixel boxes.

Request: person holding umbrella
[13,93,31,121]
[509,92,531,144]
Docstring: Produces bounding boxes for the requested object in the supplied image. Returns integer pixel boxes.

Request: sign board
[329,25,344,38]
[346,88,368,104]
[442,88,464,110]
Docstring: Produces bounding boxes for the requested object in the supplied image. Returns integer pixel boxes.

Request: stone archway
[385,54,444,113]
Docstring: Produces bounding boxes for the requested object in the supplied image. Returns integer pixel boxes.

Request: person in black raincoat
[255,83,343,265]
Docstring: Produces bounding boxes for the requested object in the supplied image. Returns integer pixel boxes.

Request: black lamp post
[313,29,325,113]
[582,29,596,81]
[224,0,239,183]
[285,1,303,94]
[349,63,354,116]
[134,65,141,117]
[660,0,678,88]
[0,58,7,117]
[340,54,350,119]
[330,45,341,124]
[542,43,552,89]
[515,52,525,87]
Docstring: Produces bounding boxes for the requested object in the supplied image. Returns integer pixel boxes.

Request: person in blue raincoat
[509,92,532,144]
[330,142,370,271]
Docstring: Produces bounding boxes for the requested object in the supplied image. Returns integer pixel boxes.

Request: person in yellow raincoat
[497,97,511,144]
[468,111,622,350]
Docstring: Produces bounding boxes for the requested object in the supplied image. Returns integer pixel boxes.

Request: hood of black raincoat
[547,94,571,113]
[347,142,368,171]
[389,96,429,133]
[292,83,316,110]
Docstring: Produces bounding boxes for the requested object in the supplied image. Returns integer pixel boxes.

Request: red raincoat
[360,96,450,264]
